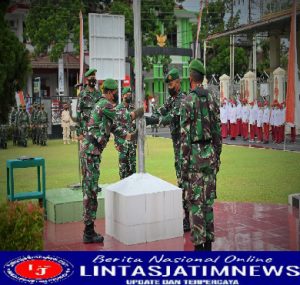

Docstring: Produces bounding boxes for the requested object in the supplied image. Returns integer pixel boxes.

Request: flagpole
[133,0,145,173]
[195,0,203,59]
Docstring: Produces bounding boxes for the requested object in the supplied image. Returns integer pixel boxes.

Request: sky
[182,0,261,25]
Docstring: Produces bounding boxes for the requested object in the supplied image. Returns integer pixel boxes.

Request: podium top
[6,157,45,168]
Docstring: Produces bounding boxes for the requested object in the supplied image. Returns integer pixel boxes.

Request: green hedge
[0,201,44,250]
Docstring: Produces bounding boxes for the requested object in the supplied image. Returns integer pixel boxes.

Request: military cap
[122,87,131,95]
[84,68,97,77]
[103,78,118,90]
[189,59,206,75]
[165,68,179,83]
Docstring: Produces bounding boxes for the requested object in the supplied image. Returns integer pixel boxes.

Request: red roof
[31,53,88,70]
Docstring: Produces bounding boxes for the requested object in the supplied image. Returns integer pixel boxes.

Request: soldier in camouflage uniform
[0,124,8,149]
[30,103,39,144]
[80,79,143,243]
[146,68,189,232]
[17,105,30,147]
[114,87,137,179]
[10,106,18,145]
[37,104,48,146]
[76,68,101,141]
[180,59,222,251]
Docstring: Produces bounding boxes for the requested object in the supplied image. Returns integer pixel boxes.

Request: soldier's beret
[189,59,206,75]
[122,87,131,95]
[84,68,97,77]
[103,78,118,90]
[165,68,179,83]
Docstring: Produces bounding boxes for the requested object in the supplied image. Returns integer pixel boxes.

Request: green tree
[110,0,177,71]
[196,0,248,77]
[0,0,31,123]
[25,0,85,62]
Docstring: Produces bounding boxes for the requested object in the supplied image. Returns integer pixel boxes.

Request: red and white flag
[286,0,299,127]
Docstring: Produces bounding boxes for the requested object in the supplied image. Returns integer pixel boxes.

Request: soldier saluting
[180,59,222,251]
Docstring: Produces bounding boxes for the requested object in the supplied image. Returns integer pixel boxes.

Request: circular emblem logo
[4,255,74,284]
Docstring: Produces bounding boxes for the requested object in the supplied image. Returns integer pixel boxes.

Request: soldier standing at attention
[37,104,48,146]
[30,103,38,144]
[114,87,140,179]
[76,68,101,141]
[17,105,30,147]
[180,59,222,251]
[10,106,18,145]
[80,79,143,243]
[147,68,189,232]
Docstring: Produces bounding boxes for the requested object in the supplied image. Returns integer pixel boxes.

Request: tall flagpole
[133,0,145,173]
[195,0,203,59]
[79,10,84,86]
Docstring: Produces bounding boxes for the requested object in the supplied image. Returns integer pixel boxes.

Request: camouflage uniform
[30,105,39,144]
[0,125,8,149]
[17,107,30,147]
[180,86,222,247]
[10,107,18,145]
[154,91,186,183]
[37,107,48,146]
[76,86,101,137]
[80,95,127,226]
[114,102,136,179]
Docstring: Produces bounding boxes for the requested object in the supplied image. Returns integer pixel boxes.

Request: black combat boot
[194,244,205,251]
[83,222,104,243]
[203,241,212,251]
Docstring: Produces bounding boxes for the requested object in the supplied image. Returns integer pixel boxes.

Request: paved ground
[44,202,299,251]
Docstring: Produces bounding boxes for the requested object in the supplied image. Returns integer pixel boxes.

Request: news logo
[3,255,74,284]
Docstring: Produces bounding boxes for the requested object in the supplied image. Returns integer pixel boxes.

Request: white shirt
[220,106,228,124]
[257,109,264,127]
[225,103,231,121]
[242,105,249,123]
[263,107,270,124]
[280,108,286,125]
[270,108,275,126]
[249,107,257,125]
[229,105,237,124]
[236,103,242,119]
[273,109,280,127]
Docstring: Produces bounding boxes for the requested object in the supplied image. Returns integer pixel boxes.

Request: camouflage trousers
[80,151,101,225]
[38,125,47,144]
[118,144,136,179]
[18,125,28,144]
[31,126,38,143]
[172,136,189,219]
[185,171,216,246]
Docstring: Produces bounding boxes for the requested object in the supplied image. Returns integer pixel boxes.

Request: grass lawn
[0,137,299,204]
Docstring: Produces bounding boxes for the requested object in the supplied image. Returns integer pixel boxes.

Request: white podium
[105,173,183,245]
